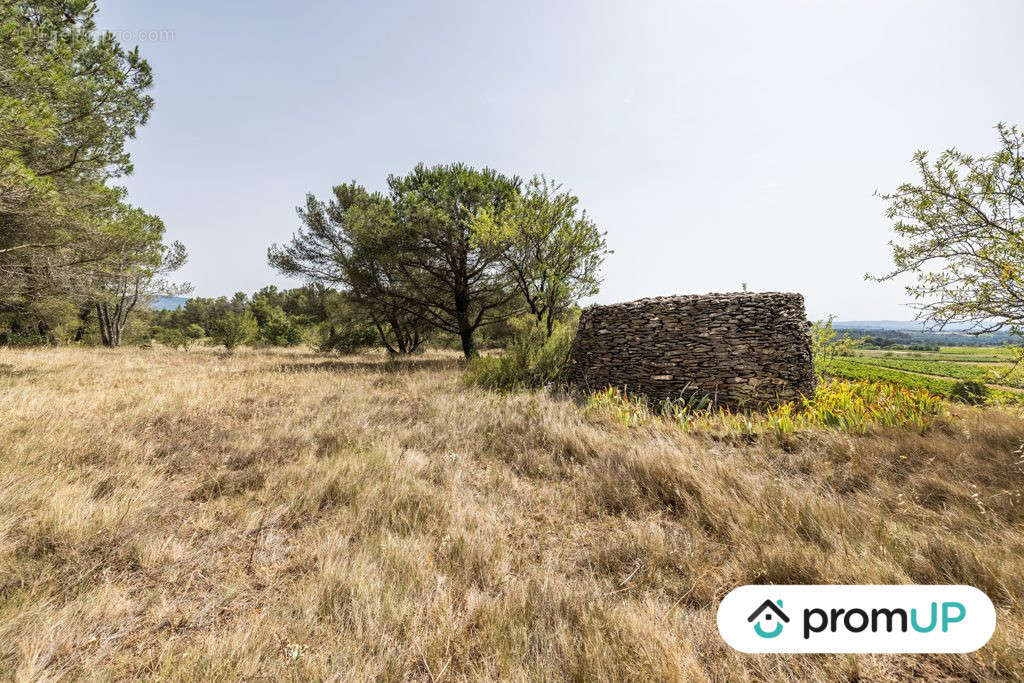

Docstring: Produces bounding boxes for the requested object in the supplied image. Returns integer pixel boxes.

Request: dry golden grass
[1,346,1023,681]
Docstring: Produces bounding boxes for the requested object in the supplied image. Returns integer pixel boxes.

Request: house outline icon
[747,599,789,638]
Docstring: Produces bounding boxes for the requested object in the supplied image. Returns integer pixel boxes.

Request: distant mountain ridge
[833,320,926,331]
[834,320,982,333]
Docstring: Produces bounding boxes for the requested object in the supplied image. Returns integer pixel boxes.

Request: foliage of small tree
[0,296,79,345]
[269,184,433,354]
[382,164,523,357]
[153,321,205,351]
[211,310,258,350]
[318,302,378,353]
[0,1,188,346]
[950,380,990,405]
[91,207,188,347]
[271,166,523,358]
[154,327,186,350]
[185,323,206,342]
[871,123,1024,335]
[249,295,303,346]
[474,176,610,337]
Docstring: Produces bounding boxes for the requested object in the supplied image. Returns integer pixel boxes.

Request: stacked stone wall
[566,292,815,407]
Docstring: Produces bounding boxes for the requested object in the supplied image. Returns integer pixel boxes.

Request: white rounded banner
[717,585,996,653]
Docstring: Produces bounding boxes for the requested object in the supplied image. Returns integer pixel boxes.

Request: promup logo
[718,585,996,654]
[748,599,789,638]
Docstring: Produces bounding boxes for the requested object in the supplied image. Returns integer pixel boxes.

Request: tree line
[144,284,542,353]
[149,285,373,352]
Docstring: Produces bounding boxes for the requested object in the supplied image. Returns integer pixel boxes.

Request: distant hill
[832,320,1018,347]
[834,320,990,333]
[151,296,187,311]
[834,320,925,331]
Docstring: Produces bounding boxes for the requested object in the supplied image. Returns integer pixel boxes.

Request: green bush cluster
[319,325,378,354]
[145,285,386,352]
[465,316,577,391]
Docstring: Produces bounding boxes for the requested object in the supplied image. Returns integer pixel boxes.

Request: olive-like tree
[872,123,1024,335]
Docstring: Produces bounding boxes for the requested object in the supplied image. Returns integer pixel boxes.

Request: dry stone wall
[566,292,815,408]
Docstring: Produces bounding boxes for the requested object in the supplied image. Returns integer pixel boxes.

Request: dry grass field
[1,347,1023,681]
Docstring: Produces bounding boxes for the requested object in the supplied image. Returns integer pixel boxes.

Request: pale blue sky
[96,0,1024,320]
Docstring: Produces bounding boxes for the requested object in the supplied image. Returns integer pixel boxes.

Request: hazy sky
[95,0,1024,320]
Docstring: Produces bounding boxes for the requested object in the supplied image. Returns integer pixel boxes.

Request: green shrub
[465,317,577,391]
[950,380,990,405]
[319,323,378,353]
[0,331,51,347]
[211,311,258,350]
[259,310,304,346]
[154,327,187,349]
[185,323,206,342]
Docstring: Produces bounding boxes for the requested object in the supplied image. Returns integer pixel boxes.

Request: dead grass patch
[0,346,1022,680]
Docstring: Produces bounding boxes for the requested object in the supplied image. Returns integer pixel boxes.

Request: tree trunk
[373,320,399,355]
[96,304,112,346]
[459,326,476,358]
[454,281,476,358]
[96,303,124,347]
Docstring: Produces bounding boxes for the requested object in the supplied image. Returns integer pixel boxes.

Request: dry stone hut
[566,292,815,408]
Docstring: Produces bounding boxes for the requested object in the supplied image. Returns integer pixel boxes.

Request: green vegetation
[269,164,608,358]
[810,316,860,378]
[0,0,186,347]
[210,310,258,351]
[149,285,384,352]
[872,123,1024,338]
[848,356,1024,387]
[828,358,958,395]
[585,379,947,435]
[859,350,1014,363]
[950,380,990,406]
[828,355,1024,405]
[464,316,577,391]
[473,176,609,337]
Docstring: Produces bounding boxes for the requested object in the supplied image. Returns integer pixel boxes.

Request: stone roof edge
[585,292,805,308]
